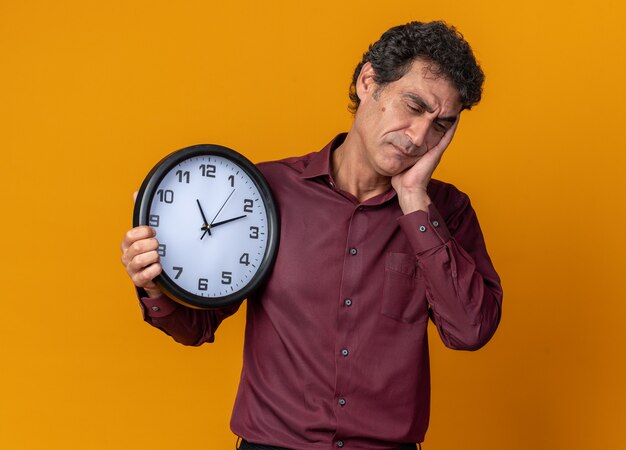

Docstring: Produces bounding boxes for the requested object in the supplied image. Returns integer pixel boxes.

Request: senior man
[121,21,502,450]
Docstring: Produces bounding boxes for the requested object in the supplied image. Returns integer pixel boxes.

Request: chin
[376,156,416,177]
[375,164,409,178]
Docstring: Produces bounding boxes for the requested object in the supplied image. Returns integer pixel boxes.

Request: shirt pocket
[381,252,428,324]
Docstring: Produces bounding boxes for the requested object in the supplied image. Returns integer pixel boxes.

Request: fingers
[126,248,159,273]
[120,225,163,289]
[123,191,163,292]
[431,116,461,156]
[130,258,163,290]
[414,117,460,176]
[121,225,155,253]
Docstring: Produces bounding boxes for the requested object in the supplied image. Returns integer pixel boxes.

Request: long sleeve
[397,192,502,350]
[138,291,242,346]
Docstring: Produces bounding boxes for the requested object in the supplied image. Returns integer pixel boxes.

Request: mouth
[391,143,415,158]
[391,142,430,160]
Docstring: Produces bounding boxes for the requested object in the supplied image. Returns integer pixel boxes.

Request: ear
[356,62,378,103]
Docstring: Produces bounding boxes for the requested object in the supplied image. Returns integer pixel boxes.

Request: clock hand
[209,188,236,226]
[200,215,247,238]
[206,214,248,229]
[200,189,236,240]
[196,199,211,239]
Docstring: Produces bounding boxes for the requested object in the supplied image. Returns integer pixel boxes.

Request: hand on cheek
[392,117,460,214]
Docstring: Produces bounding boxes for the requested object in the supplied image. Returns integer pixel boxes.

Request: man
[121,21,502,450]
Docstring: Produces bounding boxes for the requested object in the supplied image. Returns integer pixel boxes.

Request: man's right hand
[121,225,164,298]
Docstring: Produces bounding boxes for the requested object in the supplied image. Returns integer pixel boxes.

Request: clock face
[133,145,279,309]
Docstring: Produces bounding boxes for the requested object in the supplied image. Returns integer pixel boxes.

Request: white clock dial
[148,155,269,298]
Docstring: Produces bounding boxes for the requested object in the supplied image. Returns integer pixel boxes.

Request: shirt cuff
[137,288,179,318]
[397,204,452,254]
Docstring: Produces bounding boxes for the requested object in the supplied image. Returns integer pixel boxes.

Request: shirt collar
[300,133,398,205]
[301,133,347,180]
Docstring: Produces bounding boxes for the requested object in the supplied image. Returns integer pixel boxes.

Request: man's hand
[120,192,163,298]
[391,117,460,214]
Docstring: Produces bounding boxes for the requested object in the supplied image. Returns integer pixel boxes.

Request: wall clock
[133,144,280,309]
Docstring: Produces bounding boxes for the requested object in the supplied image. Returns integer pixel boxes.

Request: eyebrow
[404,93,458,124]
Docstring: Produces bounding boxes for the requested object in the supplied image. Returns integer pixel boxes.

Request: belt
[238,439,418,450]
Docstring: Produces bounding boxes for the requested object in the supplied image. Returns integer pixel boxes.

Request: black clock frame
[133,144,280,309]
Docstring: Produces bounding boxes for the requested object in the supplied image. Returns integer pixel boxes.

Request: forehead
[391,60,461,109]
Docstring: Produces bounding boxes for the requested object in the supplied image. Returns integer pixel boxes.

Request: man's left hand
[391,117,460,214]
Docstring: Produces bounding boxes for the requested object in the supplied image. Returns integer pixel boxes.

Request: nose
[404,117,431,150]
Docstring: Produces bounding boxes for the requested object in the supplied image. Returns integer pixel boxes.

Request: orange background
[2,1,625,449]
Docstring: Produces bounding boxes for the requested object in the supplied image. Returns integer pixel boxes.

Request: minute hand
[205,214,248,229]
[200,188,236,239]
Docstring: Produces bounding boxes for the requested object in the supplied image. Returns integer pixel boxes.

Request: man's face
[352,59,463,177]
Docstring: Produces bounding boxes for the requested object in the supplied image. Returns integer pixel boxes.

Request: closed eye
[434,122,448,133]
[407,103,424,114]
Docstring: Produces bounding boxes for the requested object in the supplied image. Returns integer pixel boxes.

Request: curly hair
[348,21,484,113]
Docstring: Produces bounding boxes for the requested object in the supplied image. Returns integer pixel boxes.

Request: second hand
[201,188,236,239]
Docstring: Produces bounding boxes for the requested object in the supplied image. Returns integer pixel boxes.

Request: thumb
[132,191,138,204]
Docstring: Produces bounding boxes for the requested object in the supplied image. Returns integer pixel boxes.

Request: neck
[331,132,391,203]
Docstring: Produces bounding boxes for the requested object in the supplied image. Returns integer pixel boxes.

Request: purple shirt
[140,134,502,449]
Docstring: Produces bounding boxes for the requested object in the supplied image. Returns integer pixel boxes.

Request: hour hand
[210,214,247,229]
[196,199,211,238]
[200,215,247,239]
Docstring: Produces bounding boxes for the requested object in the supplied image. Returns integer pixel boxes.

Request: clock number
[249,226,259,239]
[172,266,183,279]
[221,271,232,285]
[176,170,190,183]
[157,244,166,257]
[199,164,216,178]
[156,189,174,204]
[198,278,208,291]
[228,175,235,187]
[243,199,254,213]
[149,214,160,227]
[239,253,250,266]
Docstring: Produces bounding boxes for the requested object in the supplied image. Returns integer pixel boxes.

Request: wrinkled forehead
[395,60,462,110]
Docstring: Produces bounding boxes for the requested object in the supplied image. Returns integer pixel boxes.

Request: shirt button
[151,305,160,312]
[349,248,358,256]
[344,298,352,307]
[341,348,349,357]
[337,441,345,448]
[432,220,440,227]
[418,225,427,232]
[338,398,347,406]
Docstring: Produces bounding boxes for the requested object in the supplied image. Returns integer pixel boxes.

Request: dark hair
[348,21,484,113]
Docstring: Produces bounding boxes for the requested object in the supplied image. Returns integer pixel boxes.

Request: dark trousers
[238,438,420,450]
